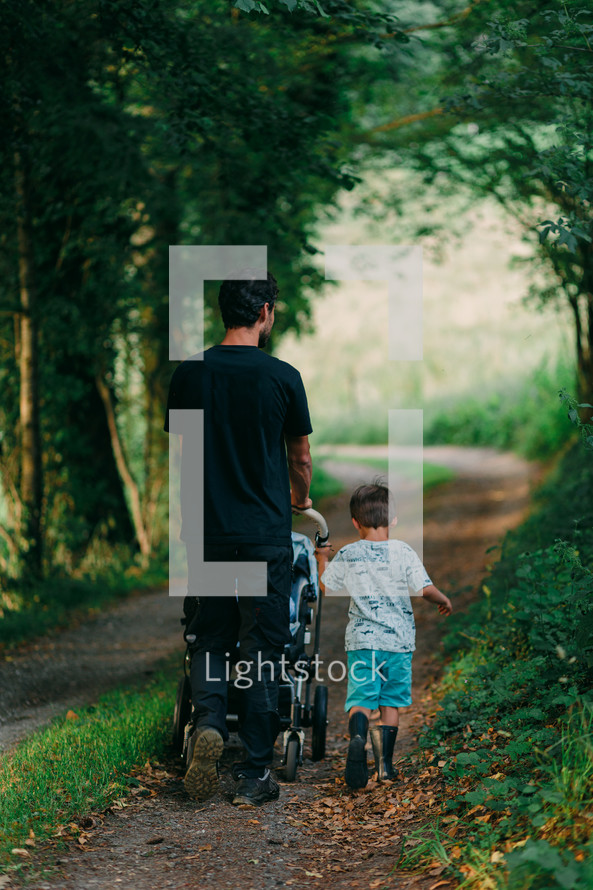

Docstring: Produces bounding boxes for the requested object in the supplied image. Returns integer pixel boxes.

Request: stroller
[172,507,330,782]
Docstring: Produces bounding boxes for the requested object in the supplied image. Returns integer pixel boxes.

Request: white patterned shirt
[321,539,432,653]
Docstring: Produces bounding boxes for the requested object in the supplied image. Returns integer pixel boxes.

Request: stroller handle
[291,506,329,547]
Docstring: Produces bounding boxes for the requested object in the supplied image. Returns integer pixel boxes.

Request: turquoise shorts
[344,649,413,711]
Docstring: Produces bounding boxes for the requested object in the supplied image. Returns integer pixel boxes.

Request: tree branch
[0,522,18,559]
[383,1,481,38]
[366,106,446,136]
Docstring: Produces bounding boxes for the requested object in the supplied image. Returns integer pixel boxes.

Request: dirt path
[4,447,541,890]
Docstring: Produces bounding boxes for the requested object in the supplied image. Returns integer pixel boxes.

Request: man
[164,270,313,806]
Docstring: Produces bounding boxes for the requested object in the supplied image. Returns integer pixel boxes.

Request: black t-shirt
[164,345,312,545]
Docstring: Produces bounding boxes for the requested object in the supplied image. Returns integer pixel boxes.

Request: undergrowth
[0,657,178,878]
[0,554,169,651]
[399,441,593,889]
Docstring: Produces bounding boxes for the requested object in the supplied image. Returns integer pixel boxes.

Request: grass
[0,469,338,655]
[309,462,345,501]
[320,454,455,491]
[396,440,593,889]
[275,194,575,463]
[423,354,577,460]
[307,355,577,460]
[0,555,169,651]
[0,655,178,878]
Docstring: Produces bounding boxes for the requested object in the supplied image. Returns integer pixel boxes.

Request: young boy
[317,482,452,789]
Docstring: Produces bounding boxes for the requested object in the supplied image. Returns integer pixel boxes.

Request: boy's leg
[344,650,382,790]
[345,707,371,789]
[370,708,399,781]
[379,705,399,726]
[370,652,412,781]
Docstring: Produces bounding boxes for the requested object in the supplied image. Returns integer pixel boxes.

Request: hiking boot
[232,769,280,806]
[345,711,369,789]
[370,725,398,781]
[183,726,224,801]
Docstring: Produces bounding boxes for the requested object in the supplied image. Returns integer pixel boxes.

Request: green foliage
[363,0,593,402]
[313,408,389,446]
[311,353,576,458]
[309,463,344,502]
[400,441,593,886]
[0,553,168,651]
[559,389,593,451]
[0,660,177,872]
[1,0,412,574]
[424,356,577,459]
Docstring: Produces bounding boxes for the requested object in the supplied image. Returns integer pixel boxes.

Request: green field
[317,455,455,491]
[276,197,575,458]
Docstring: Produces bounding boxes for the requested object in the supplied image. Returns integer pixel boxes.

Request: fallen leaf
[66,710,79,720]
[490,851,505,863]
[11,849,30,857]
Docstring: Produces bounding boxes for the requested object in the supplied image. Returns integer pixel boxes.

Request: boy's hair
[218,270,279,329]
[350,482,396,529]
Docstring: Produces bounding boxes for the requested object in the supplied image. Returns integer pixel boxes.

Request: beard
[258,322,273,348]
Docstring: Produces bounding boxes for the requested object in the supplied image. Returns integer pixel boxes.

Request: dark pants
[185,542,292,776]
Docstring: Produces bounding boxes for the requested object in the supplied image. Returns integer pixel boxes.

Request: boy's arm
[314,543,332,596]
[422,584,452,616]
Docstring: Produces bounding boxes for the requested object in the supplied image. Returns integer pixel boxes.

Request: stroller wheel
[172,675,191,753]
[284,737,299,782]
[311,684,328,761]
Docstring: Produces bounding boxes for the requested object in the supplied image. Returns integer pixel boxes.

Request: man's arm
[422,584,453,616]
[285,435,313,509]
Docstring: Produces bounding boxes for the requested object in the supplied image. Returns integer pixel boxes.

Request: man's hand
[291,496,313,511]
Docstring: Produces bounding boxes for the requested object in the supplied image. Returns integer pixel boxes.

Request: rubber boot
[345,712,369,789]
[370,725,398,781]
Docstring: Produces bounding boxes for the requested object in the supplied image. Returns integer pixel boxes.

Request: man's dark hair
[218,270,279,330]
[350,482,396,529]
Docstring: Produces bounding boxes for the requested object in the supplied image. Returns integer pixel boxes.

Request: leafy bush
[423,356,576,459]
[401,442,593,888]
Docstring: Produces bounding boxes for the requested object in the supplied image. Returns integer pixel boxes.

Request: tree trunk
[15,150,43,578]
[140,169,180,552]
[574,246,593,419]
[96,375,151,559]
